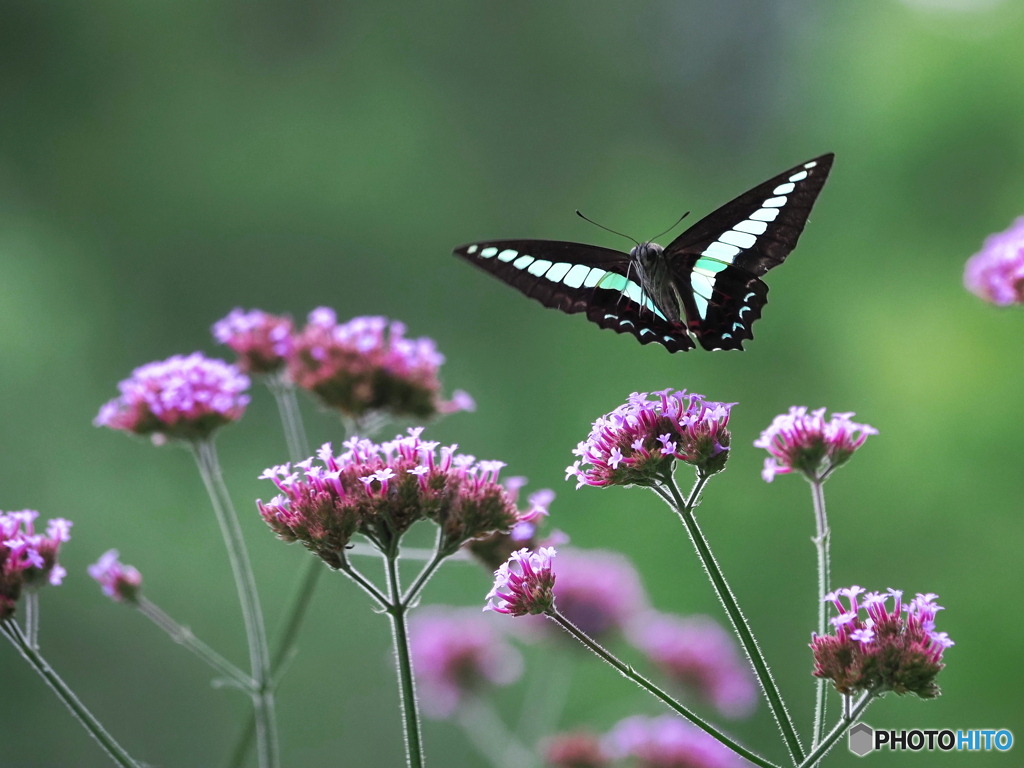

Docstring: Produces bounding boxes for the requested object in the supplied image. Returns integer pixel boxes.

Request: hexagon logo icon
[848,722,874,757]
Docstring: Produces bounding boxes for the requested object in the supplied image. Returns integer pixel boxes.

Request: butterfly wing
[453,239,695,351]
[665,153,834,350]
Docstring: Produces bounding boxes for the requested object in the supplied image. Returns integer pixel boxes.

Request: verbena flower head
[212,308,294,374]
[409,606,522,718]
[605,714,742,768]
[755,407,877,483]
[95,353,250,444]
[485,547,557,616]
[964,217,1024,306]
[1,511,72,619]
[288,308,474,420]
[811,586,953,698]
[545,548,648,641]
[88,550,143,604]
[259,428,534,564]
[567,390,733,488]
[628,612,757,719]
[544,732,609,768]
[465,479,558,569]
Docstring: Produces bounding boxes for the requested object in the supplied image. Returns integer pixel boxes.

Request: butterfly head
[628,241,664,265]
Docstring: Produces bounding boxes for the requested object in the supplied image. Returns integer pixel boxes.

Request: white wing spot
[527,259,552,276]
[789,171,808,182]
[480,247,498,258]
[663,335,675,343]
[694,294,709,318]
[743,292,756,301]
[562,264,592,288]
[604,313,617,321]
[640,328,654,337]
[467,245,478,254]
[763,196,787,208]
[546,263,571,282]
[703,242,741,261]
[512,255,534,270]
[721,333,732,340]
[620,319,634,327]
[773,183,796,195]
[691,273,715,301]
[750,208,780,222]
[733,322,744,331]
[583,268,607,288]
[734,219,768,235]
[497,249,518,263]
[739,306,751,317]
[719,230,757,249]
[804,161,817,169]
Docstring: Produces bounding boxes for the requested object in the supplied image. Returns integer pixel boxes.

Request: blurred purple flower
[94,352,250,444]
[544,731,610,768]
[409,606,522,718]
[88,550,143,604]
[567,390,733,489]
[964,217,1024,306]
[628,612,756,719]
[485,547,557,617]
[754,407,876,483]
[547,548,648,641]
[811,586,953,698]
[259,428,533,562]
[1,510,72,619]
[288,308,473,420]
[212,308,294,374]
[605,714,742,768]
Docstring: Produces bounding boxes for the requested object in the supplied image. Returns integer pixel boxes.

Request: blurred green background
[2,0,1023,765]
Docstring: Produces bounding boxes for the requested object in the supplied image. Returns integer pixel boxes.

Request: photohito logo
[848,723,1013,756]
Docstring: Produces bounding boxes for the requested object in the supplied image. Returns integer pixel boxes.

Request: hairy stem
[267,374,311,465]
[192,439,279,768]
[798,693,873,768]
[384,551,425,768]
[547,610,780,768]
[660,474,805,765]
[810,478,831,756]
[2,620,143,767]
[137,597,254,690]
[24,591,39,649]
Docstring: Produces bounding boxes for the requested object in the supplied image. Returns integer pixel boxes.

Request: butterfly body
[454,154,834,353]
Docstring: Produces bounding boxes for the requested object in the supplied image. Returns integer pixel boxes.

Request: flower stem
[24,591,39,649]
[798,693,873,768]
[402,530,447,606]
[267,374,311,465]
[660,474,805,765]
[810,478,831,756]
[137,597,254,690]
[1,619,143,768]
[546,610,781,768]
[192,439,279,768]
[384,549,426,768]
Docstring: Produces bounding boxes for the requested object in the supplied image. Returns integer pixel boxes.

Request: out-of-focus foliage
[1,1,1022,765]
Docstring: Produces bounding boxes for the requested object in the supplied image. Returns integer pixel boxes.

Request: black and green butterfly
[453,154,834,352]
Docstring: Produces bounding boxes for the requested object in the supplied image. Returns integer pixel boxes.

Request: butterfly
[453,153,834,352]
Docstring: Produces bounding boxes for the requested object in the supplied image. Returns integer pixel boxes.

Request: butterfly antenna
[576,210,640,247]
[649,211,691,243]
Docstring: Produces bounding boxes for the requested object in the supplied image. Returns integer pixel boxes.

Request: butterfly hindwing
[453,239,694,351]
[666,153,834,350]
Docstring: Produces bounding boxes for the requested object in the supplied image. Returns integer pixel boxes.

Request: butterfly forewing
[453,239,694,351]
[666,153,834,350]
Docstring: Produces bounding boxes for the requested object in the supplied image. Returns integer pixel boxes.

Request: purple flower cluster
[628,613,757,719]
[212,308,294,374]
[544,732,609,768]
[1,511,72,619]
[755,407,877,483]
[811,586,953,698]
[95,352,250,443]
[964,217,1024,306]
[605,714,742,768]
[88,550,143,604]
[464,478,559,569]
[259,428,540,563]
[567,390,733,489]
[288,308,473,420]
[484,547,557,616]
[409,606,522,718]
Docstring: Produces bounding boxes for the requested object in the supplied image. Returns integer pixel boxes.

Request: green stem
[810,478,831,756]
[137,597,254,690]
[798,693,873,768]
[384,550,425,768]
[192,439,279,768]
[401,530,447,606]
[661,474,805,765]
[267,374,311,464]
[1,620,143,767]
[24,591,39,649]
[547,610,780,768]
